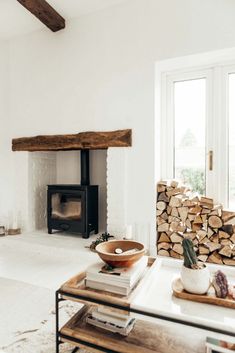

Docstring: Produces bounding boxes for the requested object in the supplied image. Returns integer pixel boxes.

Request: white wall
[3,0,235,245]
[0,40,10,225]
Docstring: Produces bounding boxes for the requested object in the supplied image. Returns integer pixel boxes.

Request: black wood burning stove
[47,150,98,238]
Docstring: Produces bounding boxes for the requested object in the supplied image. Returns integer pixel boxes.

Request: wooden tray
[172,277,235,309]
[60,257,156,308]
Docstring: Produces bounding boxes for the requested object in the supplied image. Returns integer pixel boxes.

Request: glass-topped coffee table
[56,257,235,353]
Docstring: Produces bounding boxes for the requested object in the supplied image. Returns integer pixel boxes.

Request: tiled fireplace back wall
[56,150,107,232]
[28,152,56,231]
[26,150,108,233]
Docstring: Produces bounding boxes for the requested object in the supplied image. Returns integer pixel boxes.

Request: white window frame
[221,64,235,207]
[155,47,235,208]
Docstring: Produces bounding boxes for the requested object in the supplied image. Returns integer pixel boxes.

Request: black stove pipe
[80,149,90,185]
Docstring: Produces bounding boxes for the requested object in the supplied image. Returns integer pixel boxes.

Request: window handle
[209,150,213,171]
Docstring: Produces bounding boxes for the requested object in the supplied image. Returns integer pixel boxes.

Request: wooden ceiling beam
[12,130,132,152]
[17,0,65,32]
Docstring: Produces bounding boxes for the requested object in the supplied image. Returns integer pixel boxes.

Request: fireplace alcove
[12,130,132,236]
[47,150,99,238]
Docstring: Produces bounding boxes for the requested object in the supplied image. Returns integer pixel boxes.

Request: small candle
[125,225,133,240]
[12,215,18,229]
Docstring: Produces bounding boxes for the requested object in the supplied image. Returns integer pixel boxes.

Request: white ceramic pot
[180,265,210,294]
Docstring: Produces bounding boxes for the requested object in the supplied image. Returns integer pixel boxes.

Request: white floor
[0,231,97,352]
[1,231,234,353]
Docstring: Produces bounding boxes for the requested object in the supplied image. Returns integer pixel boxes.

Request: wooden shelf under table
[60,304,205,353]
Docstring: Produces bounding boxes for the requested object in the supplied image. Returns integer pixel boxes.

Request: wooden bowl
[95,240,145,267]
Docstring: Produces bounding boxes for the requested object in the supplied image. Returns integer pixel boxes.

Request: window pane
[228,73,235,209]
[174,79,206,194]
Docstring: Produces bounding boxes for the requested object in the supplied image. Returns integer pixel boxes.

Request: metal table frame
[56,288,234,353]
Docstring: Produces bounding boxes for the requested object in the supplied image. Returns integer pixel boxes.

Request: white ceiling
[0,0,126,40]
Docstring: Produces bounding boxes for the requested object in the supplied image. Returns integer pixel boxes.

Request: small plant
[89,232,114,252]
[182,238,199,269]
[181,238,210,294]
[103,264,115,272]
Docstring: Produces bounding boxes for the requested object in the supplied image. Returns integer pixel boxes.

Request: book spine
[85,279,129,295]
[92,312,129,328]
[86,316,135,336]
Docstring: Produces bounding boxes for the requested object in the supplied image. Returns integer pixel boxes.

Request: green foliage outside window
[177,168,205,195]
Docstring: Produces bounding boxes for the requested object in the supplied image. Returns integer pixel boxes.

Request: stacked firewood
[157,180,235,266]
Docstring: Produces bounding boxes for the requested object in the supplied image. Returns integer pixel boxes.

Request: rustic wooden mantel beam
[12,129,132,152]
[17,0,65,32]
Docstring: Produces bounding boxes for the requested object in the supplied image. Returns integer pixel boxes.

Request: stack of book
[206,337,235,353]
[86,306,136,336]
[85,256,148,296]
